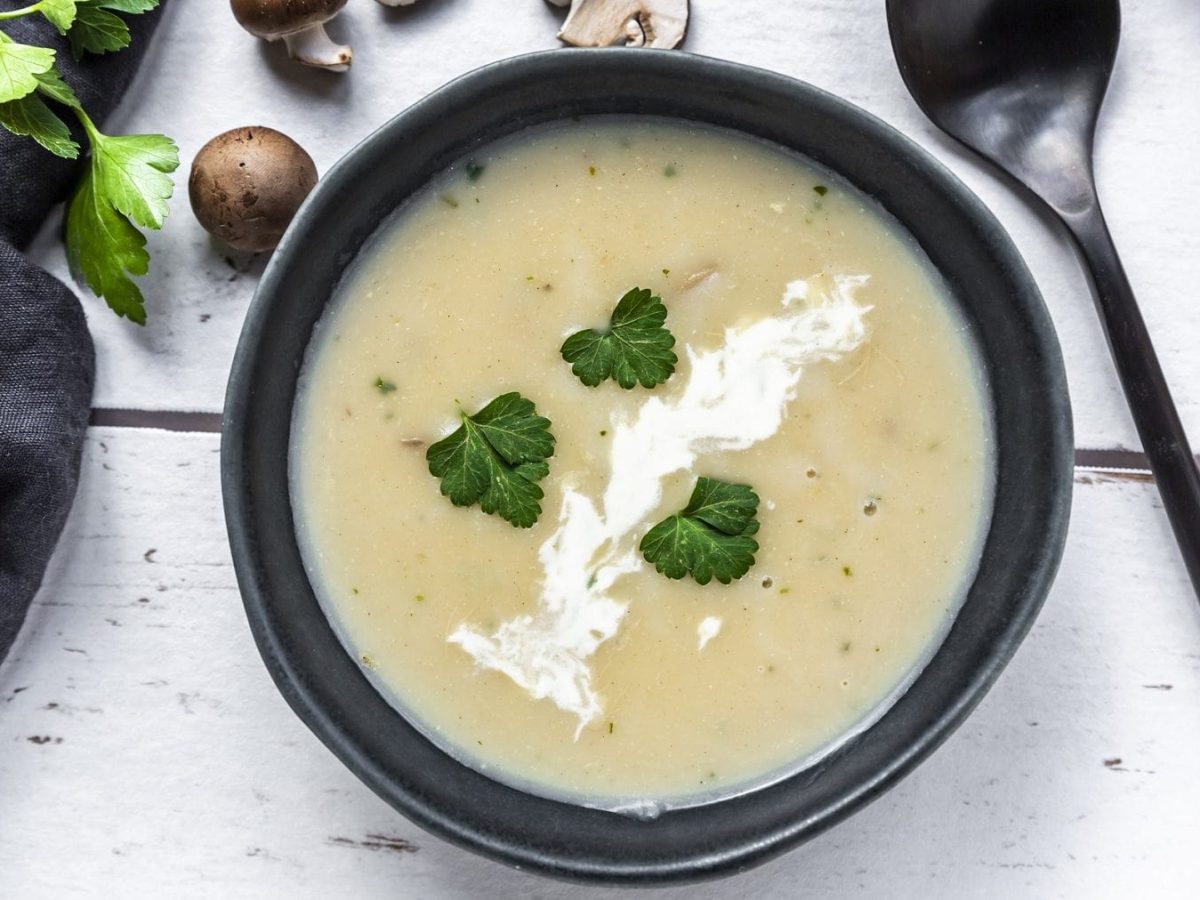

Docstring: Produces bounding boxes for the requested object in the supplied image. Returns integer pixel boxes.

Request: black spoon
[888,0,1200,597]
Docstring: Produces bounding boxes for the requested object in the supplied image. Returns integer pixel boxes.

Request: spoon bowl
[889,0,1200,596]
[891,0,1118,215]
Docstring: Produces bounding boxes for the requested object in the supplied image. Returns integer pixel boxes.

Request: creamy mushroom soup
[291,119,993,809]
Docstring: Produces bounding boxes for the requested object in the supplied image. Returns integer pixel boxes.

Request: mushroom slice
[230,0,352,72]
[681,265,718,291]
[376,0,421,6]
[556,0,688,50]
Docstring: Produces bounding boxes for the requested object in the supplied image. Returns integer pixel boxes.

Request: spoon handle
[1066,207,1200,596]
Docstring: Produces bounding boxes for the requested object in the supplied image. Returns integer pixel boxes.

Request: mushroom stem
[281,22,352,70]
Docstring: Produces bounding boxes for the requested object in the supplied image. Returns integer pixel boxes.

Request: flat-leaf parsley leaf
[32,65,79,108]
[67,1,130,59]
[0,33,55,103]
[560,287,677,389]
[1,0,173,321]
[0,86,77,158]
[65,120,179,323]
[426,392,555,528]
[37,0,80,34]
[640,477,760,584]
[61,0,159,58]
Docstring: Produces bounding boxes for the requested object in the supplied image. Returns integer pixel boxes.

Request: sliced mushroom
[554,0,688,49]
[230,0,352,71]
[682,265,718,291]
[376,0,422,6]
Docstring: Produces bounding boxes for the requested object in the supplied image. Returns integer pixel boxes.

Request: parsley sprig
[640,477,760,584]
[0,0,178,323]
[560,287,678,389]
[426,393,556,528]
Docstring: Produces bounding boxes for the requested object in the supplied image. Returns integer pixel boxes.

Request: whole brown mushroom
[189,127,318,253]
[230,0,352,71]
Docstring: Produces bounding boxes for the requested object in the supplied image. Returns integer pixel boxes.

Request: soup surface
[292,119,993,808]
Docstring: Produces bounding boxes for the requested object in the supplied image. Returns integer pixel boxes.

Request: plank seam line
[90,408,1175,476]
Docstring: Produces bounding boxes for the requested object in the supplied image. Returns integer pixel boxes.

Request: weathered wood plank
[0,428,1196,896]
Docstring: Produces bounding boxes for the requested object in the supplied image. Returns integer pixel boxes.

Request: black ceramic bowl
[223,50,1072,885]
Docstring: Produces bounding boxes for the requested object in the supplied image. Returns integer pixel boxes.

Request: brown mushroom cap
[188,126,318,253]
[230,0,348,40]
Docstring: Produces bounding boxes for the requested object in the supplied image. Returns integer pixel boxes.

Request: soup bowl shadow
[222,49,1072,885]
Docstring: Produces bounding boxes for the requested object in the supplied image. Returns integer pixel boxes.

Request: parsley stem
[72,105,100,142]
[69,106,105,163]
[0,2,43,20]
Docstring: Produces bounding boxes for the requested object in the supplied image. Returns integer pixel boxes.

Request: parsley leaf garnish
[640,477,760,584]
[1,0,173,321]
[83,127,177,228]
[65,122,179,323]
[0,33,55,103]
[60,1,157,59]
[65,0,143,58]
[88,0,157,11]
[0,57,81,159]
[426,392,555,528]
[68,6,127,58]
[32,65,79,108]
[560,287,677,389]
[38,0,79,34]
[0,90,77,158]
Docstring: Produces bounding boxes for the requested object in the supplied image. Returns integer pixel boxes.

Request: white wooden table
[3,1,1199,896]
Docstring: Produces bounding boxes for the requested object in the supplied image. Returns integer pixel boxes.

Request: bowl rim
[222,47,1073,885]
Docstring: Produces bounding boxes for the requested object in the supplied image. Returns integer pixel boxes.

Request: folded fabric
[0,7,165,665]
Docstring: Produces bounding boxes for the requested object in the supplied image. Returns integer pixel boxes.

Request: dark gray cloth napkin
[0,7,164,663]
